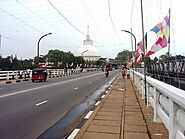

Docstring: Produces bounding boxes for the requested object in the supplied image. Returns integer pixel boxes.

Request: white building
[75,26,101,61]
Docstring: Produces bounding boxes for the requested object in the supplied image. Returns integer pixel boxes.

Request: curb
[68,79,118,139]
[73,90,111,139]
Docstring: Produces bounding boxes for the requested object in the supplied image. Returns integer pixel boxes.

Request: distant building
[75,26,101,61]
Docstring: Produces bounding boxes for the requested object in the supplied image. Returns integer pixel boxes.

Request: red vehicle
[32,68,47,82]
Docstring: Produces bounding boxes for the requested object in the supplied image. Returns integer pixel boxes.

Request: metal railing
[131,70,185,139]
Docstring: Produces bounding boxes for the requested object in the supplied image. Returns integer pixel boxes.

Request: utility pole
[140,0,147,105]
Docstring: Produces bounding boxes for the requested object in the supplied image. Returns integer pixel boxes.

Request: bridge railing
[0,68,98,82]
[0,70,23,80]
[131,70,185,139]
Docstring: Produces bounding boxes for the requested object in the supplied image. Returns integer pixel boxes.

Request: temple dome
[75,26,101,61]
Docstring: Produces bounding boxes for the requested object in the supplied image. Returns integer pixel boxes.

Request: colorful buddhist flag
[146,9,170,58]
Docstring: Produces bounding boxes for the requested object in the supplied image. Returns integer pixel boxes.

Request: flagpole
[168,9,171,56]
[167,9,171,83]
[140,0,147,105]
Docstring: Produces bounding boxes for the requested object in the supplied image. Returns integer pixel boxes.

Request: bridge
[131,70,185,139]
[146,59,185,90]
[0,69,185,139]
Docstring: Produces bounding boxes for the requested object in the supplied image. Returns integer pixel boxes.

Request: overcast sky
[0,0,184,59]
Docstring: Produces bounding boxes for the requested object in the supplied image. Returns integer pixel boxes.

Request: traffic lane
[0,70,101,96]
[0,71,107,118]
[0,70,118,139]
[0,70,117,120]
[0,71,117,139]
[0,71,106,99]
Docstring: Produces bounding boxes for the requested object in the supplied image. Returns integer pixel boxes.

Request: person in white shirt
[126,68,130,79]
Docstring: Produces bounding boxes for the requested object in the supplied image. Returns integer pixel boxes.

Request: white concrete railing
[0,68,98,81]
[131,70,185,139]
[0,70,24,80]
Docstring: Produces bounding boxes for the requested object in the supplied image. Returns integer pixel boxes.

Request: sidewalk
[74,75,168,139]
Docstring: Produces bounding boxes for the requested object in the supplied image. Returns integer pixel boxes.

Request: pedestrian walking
[121,68,126,79]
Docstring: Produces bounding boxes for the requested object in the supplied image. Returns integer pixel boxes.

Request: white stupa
[75,26,101,61]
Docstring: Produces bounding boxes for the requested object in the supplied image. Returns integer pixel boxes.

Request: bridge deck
[75,75,168,139]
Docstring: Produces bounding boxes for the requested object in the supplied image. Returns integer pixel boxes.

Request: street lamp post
[121,30,136,82]
[37,33,52,67]
[81,50,88,72]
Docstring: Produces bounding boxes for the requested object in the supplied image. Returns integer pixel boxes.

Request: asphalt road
[0,70,119,139]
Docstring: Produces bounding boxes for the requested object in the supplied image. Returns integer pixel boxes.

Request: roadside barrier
[131,70,185,139]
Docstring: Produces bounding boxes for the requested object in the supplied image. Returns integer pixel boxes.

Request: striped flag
[146,9,170,58]
[134,33,147,64]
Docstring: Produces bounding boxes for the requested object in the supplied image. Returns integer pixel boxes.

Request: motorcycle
[105,70,109,77]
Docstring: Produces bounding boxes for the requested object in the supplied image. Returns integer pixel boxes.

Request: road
[0,70,118,139]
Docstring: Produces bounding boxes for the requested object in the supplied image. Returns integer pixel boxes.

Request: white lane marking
[105,90,108,94]
[35,100,48,106]
[67,128,80,139]
[73,87,79,90]
[118,88,125,91]
[0,72,104,99]
[101,95,105,99]
[84,111,94,119]
[95,101,101,106]
[153,133,162,136]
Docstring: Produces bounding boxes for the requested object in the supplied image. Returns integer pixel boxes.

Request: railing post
[146,83,149,107]
[139,78,142,93]
[57,69,60,76]
[62,69,64,75]
[54,70,56,76]
[6,72,9,80]
[142,79,145,99]
[135,74,137,87]
[131,70,133,80]
[153,87,161,122]
[15,71,18,80]
[169,99,177,139]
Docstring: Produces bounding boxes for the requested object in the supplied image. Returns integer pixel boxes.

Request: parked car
[32,68,47,82]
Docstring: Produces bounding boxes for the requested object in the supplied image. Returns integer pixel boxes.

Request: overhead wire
[170,0,176,56]
[80,0,103,34]
[47,0,85,36]
[47,0,105,47]
[107,0,123,46]
[15,0,73,46]
[134,0,141,41]
[131,0,134,28]
[2,35,34,45]
[1,1,85,51]
[0,7,44,34]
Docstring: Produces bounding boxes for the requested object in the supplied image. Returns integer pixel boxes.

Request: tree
[45,50,81,68]
[115,50,132,64]
[159,52,177,62]
[175,55,185,60]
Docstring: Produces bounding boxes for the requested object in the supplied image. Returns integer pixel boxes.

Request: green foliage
[115,50,132,64]
[45,50,81,68]
[158,52,184,62]
[0,56,33,70]
[175,55,185,60]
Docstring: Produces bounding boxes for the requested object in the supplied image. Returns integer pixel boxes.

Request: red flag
[9,57,13,64]
[137,54,142,64]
